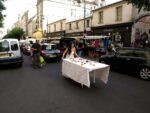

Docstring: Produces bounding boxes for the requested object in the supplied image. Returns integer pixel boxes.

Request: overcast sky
[0,0,120,37]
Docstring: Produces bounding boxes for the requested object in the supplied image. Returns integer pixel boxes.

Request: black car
[99,47,150,80]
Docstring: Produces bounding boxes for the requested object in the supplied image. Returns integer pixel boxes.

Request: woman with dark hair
[62,42,79,59]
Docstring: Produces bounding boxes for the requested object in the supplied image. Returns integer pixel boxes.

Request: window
[76,22,79,29]
[116,6,122,21]
[86,20,90,27]
[10,41,18,51]
[99,11,103,24]
[60,22,63,30]
[54,24,56,31]
[0,40,9,52]
[69,23,72,30]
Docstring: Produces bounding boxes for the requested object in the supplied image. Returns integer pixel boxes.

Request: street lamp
[75,0,86,37]
[75,0,98,37]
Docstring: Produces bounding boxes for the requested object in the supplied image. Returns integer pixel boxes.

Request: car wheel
[139,67,150,80]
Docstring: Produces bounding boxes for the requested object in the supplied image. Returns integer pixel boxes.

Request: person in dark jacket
[31,40,41,68]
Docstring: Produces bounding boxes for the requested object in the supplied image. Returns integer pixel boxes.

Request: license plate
[49,55,56,58]
[0,54,9,58]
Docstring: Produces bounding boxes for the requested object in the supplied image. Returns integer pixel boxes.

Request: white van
[0,39,23,67]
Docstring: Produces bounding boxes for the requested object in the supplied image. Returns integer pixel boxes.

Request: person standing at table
[62,42,79,59]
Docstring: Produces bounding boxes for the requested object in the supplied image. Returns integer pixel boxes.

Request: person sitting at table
[62,41,79,59]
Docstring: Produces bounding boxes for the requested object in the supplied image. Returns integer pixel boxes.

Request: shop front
[92,22,133,47]
[48,31,65,38]
[65,32,84,38]
[65,31,92,38]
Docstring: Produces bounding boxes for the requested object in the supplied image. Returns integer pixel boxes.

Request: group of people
[30,40,79,68]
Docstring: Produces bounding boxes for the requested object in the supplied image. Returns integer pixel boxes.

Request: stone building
[48,19,66,38]
[28,15,37,38]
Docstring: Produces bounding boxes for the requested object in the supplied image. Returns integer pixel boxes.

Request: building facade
[11,11,29,38]
[48,19,66,38]
[91,0,133,46]
[20,11,29,37]
[42,0,150,46]
[92,0,150,47]
[66,16,92,38]
[28,15,37,38]
[36,0,43,31]
[36,0,99,35]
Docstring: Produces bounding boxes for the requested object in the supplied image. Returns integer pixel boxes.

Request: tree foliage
[125,0,150,12]
[0,0,6,27]
[3,27,24,40]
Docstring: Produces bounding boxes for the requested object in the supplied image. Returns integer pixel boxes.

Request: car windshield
[0,40,9,52]
[42,45,57,50]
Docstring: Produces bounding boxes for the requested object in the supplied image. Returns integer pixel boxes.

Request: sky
[0,0,120,38]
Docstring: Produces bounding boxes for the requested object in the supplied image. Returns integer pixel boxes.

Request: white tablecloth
[62,58,110,88]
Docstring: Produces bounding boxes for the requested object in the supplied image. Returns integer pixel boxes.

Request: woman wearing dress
[62,42,79,59]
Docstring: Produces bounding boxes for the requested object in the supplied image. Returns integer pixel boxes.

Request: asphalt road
[0,55,150,113]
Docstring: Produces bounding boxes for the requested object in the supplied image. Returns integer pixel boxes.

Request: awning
[84,36,110,40]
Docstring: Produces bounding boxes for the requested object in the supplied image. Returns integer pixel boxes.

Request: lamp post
[76,0,86,37]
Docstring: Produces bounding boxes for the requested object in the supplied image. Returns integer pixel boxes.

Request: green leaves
[0,0,6,27]
[125,0,150,12]
[3,27,24,40]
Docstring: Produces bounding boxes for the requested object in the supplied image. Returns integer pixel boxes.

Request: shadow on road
[0,64,21,71]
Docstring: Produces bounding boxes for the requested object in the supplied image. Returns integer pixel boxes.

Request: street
[0,55,150,113]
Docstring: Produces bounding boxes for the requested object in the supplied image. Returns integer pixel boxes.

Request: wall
[49,19,66,33]
[66,17,92,34]
[92,1,133,27]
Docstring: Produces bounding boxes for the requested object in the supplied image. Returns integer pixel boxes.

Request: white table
[62,58,110,88]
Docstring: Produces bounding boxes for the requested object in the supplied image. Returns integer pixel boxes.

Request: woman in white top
[62,42,78,59]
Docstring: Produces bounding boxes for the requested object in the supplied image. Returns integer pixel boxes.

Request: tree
[3,27,24,40]
[125,0,150,12]
[0,0,6,27]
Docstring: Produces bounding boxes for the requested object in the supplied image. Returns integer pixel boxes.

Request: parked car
[41,43,61,62]
[0,39,23,67]
[99,47,150,80]
[21,43,31,55]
